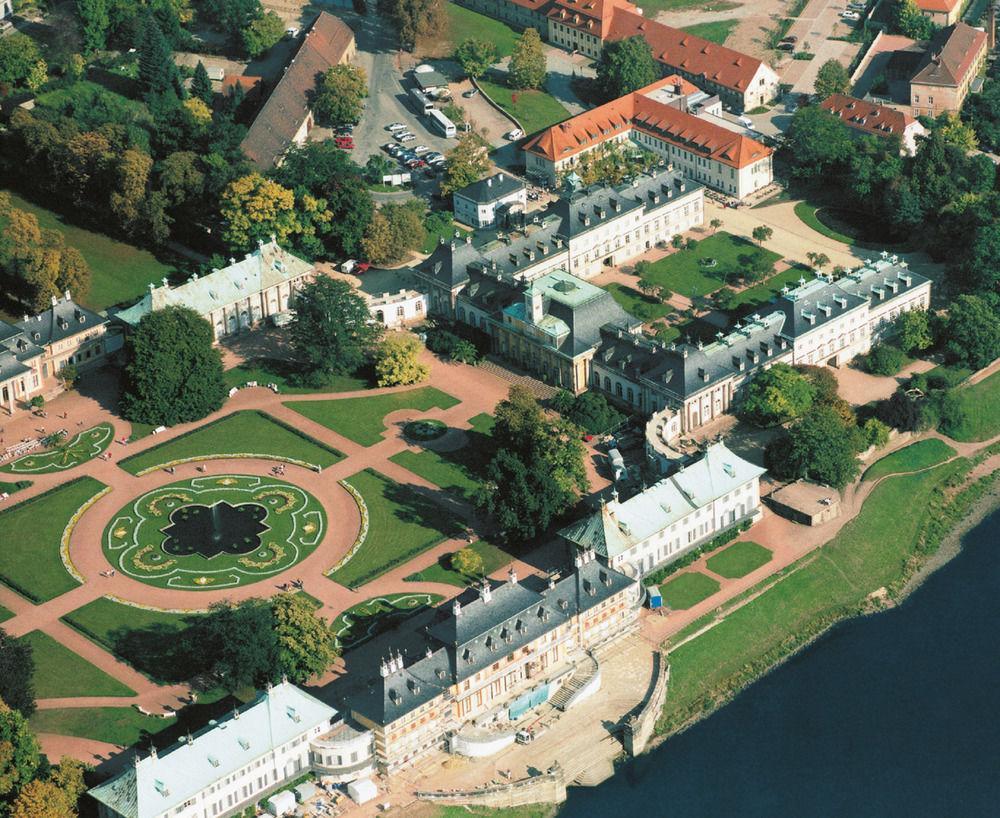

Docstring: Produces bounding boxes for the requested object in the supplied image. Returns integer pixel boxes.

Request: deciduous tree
[241,10,284,57]
[765,405,863,489]
[290,276,382,381]
[441,130,491,196]
[270,593,337,683]
[813,59,850,100]
[455,39,497,79]
[220,173,299,251]
[941,294,1000,370]
[893,309,933,356]
[0,34,45,90]
[0,701,41,809]
[120,306,226,426]
[77,0,112,53]
[10,779,75,818]
[451,546,484,576]
[382,0,447,50]
[784,105,852,180]
[312,64,368,127]
[596,35,657,101]
[508,27,545,90]
[0,632,34,718]
[751,225,773,246]
[375,334,429,386]
[739,363,816,426]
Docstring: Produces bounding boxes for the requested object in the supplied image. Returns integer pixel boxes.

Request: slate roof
[819,94,921,140]
[15,293,107,346]
[88,683,336,818]
[559,442,765,558]
[523,76,772,168]
[453,172,525,205]
[115,240,313,327]
[910,23,986,88]
[348,560,633,726]
[0,322,42,385]
[241,12,356,169]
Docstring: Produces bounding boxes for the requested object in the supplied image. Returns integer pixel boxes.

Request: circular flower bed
[102,475,328,590]
[403,419,448,441]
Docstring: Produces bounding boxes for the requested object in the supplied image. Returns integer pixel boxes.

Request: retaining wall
[623,652,670,756]
[416,765,567,808]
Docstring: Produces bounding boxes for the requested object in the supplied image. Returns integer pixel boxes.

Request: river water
[558,509,1000,818]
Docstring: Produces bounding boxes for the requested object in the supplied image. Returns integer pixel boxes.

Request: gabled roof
[913,0,960,12]
[88,683,336,818]
[241,12,355,169]
[15,293,107,346]
[523,76,772,168]
[910,22,987,88]
[546,0,633,39]
[560,442,764,558]
[819,93,919,140]
[453,172,525,205]
[609,7,769,94]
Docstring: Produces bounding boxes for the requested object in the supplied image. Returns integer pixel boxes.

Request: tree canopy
[0,632,35,718]
[241,10,284,57]
[893,310,933,356]
[312,64,369,128]
[478,386,589,544]
[783,106,853,180]
[290,276,382,381]
[0,701,41,812]
[596,36,657,102]
[374,333,429,387]
[441,131,492,196]
[0,34,47,91]
[455,39,497,79]
[765,404,863,489]
[120,306,227,426]
[508,28,546,90]
[381,0,447,50]
[813,59,851,100]
[739,363,816,426]
[551,389,623,435]
[941,295,1000,370]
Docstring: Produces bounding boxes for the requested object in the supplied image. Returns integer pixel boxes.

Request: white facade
[453,174,527,229]
[368,288,428,328]
[0,0,12,19]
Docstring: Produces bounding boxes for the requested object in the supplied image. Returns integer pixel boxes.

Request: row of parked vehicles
[382,124,446,174]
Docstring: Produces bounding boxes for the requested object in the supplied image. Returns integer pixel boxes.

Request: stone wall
[416,764,567,808]
[623,652,670,757]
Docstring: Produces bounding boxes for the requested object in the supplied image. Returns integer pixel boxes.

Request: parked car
[505,128,524,140]
[777,42,795,51]
[425,151,444,162]
[397,133,416,142]
[781,35,798,43]
[431,158,447,167]
[355,262,371,274]
[840,10,861,19]
[413,145,430,154]
[387,122,406,131]
[335,137,354,149]
[462,88,479,98]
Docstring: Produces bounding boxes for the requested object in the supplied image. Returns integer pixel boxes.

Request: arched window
[615,382,623,397]
[604,377,611,391]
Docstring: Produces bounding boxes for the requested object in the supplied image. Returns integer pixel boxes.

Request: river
[558,508,1000,818]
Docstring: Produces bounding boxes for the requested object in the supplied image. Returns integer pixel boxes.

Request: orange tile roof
[546,0,633,39]
[913,0,960,12]
[523,76,772,169]
[820,94,917,139]
[608,8,765,93]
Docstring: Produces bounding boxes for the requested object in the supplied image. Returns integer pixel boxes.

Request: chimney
[508,567,518,585]
[452,599,462,617]
[51,295,58,306]
[64,290,71,301]
[487,177,493,188]
[480,580,492,603]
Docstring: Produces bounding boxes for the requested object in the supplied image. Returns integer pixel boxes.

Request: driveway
[778,0,863,95]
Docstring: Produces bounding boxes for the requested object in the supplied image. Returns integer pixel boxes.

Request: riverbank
[650,450,1000,744]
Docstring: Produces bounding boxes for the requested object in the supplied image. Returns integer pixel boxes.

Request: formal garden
[331,593,443,651]
[20,629,135,699]
[223,357,372,394]
[103,474,327,590]
[404,540,513,587]
[0,423,114,474]
[285,387,460,447]
[657,571,722,610]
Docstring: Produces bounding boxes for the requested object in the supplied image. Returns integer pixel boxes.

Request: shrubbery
[550,389,624,435]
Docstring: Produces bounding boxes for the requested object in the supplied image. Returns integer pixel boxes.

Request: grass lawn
[2,190,175,311]
[0,476,105,602]
[705,541,772,579]
[0,423,114,475]
[331,592,443,651]
[423,212,472,254]
[30,707,170,746]
[445,3,520,57]
[639,0,740,11]
[682,19,738,44]
[793,201,854,244]
[477,78,571,135]
[21,630,135,698]
[660,572,721,610]
[330,469,464,587]
[862,439,956,482]
[0,604,12,623]
[223,358,371,394]
[285,387,460,447]
[0,480,32,497]
[404,540,514,587]
[726,266,814,312]
[640,232,779,298]
[940,369,1000,442]
[604,282,672,322]
[118,410,343,475]
[659,460,964,734]
[63,597,205,684]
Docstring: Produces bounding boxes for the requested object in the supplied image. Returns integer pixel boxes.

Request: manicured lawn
[0,480,32,497]
[0,604,12,623]
[705,541,772,579]
[30,707,170,746]
[793,201,853,244]
[330,469,464,588]
[725,267,814,311]
[660,461,963,733]
[285,387,461,447]
[446,3,520,57]
[21,630,135,698]
[331,592,443,651]
[2,190,175,311]
[940,369,1000,442]
[640,233,780,298]
[862,439,956,482]
[660,572,721,610]
[117,410,343,475]
[63,597,205,684]
[682,19,738,44]
[223,358,371,394]
[0,423,114,474]
[0,476,105,602]
[477,78,571,135]
[404,540,514,587]
[422,212,472,254]
[604,282,672,322]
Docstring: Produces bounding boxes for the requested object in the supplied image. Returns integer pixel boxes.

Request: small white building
[0,0,12,19]
[367,287,428,328]
[560,442,765,574]
[453,172,527,229]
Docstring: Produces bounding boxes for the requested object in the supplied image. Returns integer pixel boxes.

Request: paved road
[778,0,862,95]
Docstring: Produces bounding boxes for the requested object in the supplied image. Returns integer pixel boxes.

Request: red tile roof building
[913,0,963,26]
[523,76,773,199]
[906,22,987,118]
[240,12,356,170]
[457,0,778,111]
[819,94,927,155]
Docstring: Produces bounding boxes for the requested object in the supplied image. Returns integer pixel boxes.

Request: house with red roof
[905,22,987,118]
[819,94,927,155]
[523,76,773,199]
[457,0,779,111]
[913,0,963,26]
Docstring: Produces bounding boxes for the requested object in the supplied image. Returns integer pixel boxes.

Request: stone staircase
[548,653,599,711]
[477,359,560,400]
